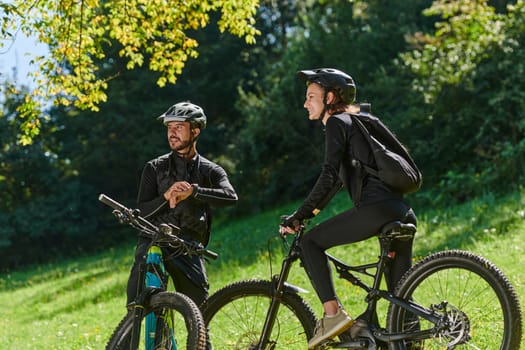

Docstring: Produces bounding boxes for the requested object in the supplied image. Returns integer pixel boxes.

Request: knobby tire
[105,291,207,350]
[386,250,522,350]
[201,279,317,349]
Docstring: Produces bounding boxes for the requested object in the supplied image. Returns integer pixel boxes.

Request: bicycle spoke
[203,280,316,349]
[388,251,521,350]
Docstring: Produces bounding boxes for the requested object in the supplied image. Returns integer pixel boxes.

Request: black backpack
[350,103,422,194]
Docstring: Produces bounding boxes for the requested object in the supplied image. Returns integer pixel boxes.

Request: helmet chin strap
[319,90,334,122]
[175,129,198,159]
[313,91,328,121]
[318,90,336,122]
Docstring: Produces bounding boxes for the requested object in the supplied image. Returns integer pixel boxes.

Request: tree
[401,0,507,104]
[0,80,100,268]
[397,0,525,203]
[1,0,260,144]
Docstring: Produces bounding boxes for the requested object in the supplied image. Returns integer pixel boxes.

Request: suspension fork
[256,244,301,349]
[130,259,147,350]
[130,245,166,350]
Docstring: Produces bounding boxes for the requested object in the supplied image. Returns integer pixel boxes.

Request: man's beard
[170,137,192,152]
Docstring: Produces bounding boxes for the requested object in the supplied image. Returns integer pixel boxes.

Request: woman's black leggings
[299,199,417,303]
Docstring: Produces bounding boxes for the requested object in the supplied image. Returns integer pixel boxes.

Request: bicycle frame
[129,236,175,350]
[256,224,444,349]
[326,239,443,344]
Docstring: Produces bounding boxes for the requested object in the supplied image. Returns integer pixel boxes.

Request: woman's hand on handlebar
[279,214,302,237]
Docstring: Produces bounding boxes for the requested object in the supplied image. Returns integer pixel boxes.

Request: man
[126,101,238,308]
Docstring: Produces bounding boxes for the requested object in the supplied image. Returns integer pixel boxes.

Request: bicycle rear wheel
[201,279,317,349]
[386,250,522,350]
[106,291,207,350]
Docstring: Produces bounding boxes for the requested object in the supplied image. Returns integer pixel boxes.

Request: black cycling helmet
[297,68,356,104]
[157,102,207,130]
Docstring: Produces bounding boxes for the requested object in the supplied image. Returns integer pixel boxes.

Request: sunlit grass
[1,190,524,349]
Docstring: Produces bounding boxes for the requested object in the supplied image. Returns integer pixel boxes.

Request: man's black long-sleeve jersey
[136,151,238,245]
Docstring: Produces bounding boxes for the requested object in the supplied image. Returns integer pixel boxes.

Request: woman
[279,68,416,349]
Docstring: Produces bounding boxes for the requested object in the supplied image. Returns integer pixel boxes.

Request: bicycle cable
[266,237,274,278]
[265,231,294,280]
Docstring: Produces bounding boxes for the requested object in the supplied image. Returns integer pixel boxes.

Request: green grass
[1,190,524,349]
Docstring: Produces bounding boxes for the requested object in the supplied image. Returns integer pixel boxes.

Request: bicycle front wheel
[386,250,522,350]
[106,291,207,350]
[201,279,317,349]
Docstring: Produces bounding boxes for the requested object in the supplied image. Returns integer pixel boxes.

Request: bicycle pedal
[316,339,335,349]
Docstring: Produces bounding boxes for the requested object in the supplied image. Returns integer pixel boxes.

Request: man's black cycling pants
[126,236,209,306]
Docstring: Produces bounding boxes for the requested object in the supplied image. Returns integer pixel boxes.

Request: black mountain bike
[201,220,522,349]
[99,194,218,350]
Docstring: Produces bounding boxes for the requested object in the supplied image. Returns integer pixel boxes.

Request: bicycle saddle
[379,221,416,240]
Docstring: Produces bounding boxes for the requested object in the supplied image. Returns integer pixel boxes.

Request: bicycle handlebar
[99,193,218,260]
[197,248,219,260]
[99,193,127,211]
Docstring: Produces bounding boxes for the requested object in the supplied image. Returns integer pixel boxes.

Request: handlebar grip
[199,249,219,260]
[99,194,127,212]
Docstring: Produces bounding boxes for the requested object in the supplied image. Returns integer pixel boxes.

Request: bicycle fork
[256,247,302,349]
[130,246,175,350]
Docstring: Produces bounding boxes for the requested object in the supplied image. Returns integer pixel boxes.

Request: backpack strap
[349,114,381,177]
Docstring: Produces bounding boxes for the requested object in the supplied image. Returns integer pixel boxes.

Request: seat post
[370,234,395,291]
[359,234,395,323]
[360,221,416,323]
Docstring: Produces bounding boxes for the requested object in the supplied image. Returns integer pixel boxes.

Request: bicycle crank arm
[372,326,438,343]
[323,339,369,349]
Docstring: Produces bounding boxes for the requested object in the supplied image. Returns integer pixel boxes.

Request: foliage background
[1,0,524,269]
